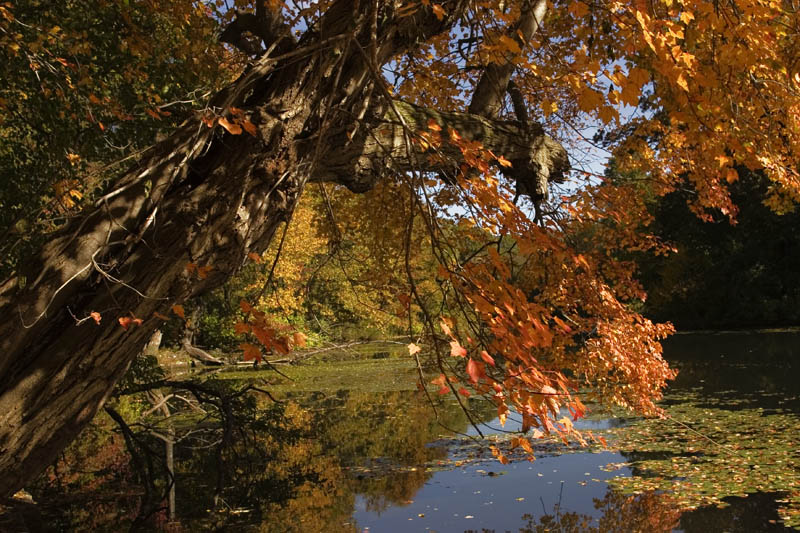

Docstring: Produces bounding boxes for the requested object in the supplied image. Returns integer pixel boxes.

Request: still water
[14,332,800,531]
[350,332,800,532]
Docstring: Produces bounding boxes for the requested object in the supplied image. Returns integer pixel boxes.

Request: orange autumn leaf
[196,265,213,279]
[466,358,483,383]
[449,340,467,358]
[118,316,142,330]
[240,342,262,363]
[292,331,307,348]
[241,119,257,136]
[171,304,185,319]
[218,116,242,135]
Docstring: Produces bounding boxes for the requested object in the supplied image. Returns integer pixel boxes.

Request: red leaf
[252,326,274,347]
[480,350,495,366]
[171,304,185,319]
[450,340,467,357]
[273,336,290,355]
[240,342,262,363]
[90,311,101,325]
[466,358,483,383]
[431,374,447,387]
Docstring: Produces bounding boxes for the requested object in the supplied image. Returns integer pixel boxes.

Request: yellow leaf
[408,342,422,355]
[498,35,521,55]
[598,105,618,124]
[496,155,512,168]
[577,86,604,113]
[675,72,689,92]
[570,1,589,18]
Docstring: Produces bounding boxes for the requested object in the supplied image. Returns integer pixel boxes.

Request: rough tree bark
[0,0,565,496]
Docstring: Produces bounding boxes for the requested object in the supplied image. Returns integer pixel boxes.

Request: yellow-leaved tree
[1,0,798,496]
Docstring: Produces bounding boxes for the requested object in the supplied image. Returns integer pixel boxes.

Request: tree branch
[312,99,568,200]
[468,0,548,119]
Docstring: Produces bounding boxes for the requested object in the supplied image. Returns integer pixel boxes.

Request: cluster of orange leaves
[235,299,307,364]
[408,113,677,458]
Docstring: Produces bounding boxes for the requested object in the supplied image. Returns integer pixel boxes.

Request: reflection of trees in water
[677,492,794,533]
[23,386,497,530]
[660,333,800,413]
[466,490,680,533]
[310,390,497,513]
[352,470,430,514]
[311,390,489,466]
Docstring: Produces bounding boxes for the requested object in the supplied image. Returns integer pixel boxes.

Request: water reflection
[12,332,800,531]
[663,331,800,411]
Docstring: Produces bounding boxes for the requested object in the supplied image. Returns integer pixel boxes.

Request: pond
[10,332,800,531]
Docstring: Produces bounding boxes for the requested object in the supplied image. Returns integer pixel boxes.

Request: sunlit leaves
[118,315,143,330]
[0,0,236,274]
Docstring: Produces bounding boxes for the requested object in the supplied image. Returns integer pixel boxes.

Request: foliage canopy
[1,0,799,495]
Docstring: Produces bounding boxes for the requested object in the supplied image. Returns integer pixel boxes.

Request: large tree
[1,0,798,497]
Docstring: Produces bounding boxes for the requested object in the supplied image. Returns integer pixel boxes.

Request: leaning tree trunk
[0,0,566,497]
